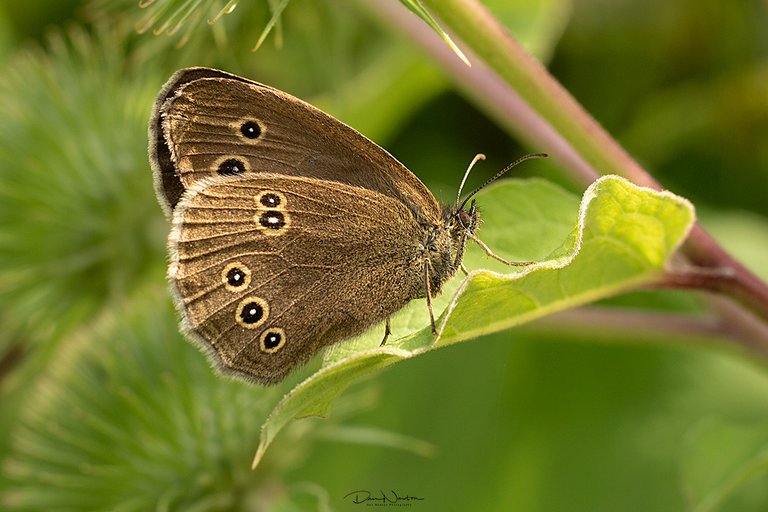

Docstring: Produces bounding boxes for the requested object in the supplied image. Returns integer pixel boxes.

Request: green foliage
[131,0,287,51]
[2,290,292,511]
[0,23,167,348]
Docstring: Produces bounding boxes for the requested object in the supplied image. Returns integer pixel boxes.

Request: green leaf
[436,175,695,345]
[253,0,289,51]
[252,175,696,468]
[398,0,471,66]
[253,347,413,468]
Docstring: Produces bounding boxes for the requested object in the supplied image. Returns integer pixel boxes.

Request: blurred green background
[1,1,767,511]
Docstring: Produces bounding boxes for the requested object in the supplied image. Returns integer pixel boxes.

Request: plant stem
[681,225,768,325]
[360,0,600,184]
[660,265,768,342]
[423,0,653,183]
[532,306,768,358]
[366,0,768,342]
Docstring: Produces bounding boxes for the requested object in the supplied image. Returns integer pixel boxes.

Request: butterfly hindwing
[169,174,426,383]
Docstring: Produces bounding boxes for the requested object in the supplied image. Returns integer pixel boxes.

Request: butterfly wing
[150,67,439,222]
[150,67,233,215]
[170,174,427,384]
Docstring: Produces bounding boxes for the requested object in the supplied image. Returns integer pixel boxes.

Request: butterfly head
[456,199,478,233]
[449,197,479,259]
[443,198,479,239]
[421,200,479,295]
[430,153,548,286]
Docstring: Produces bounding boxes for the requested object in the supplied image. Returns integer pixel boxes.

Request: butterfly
[150,67,539,384]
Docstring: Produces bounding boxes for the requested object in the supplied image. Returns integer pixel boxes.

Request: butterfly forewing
[170,174,426,383]
[151,68,439,223]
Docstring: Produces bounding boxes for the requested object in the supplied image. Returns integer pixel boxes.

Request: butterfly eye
[240,120,263,139]
[217,158,247,176]
[258,211,286,229]
[457,210,472,228]
[222,262,251,291]
[260,328,286,353]
[236,297,269,329]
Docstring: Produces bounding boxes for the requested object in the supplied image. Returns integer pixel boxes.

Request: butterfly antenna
[456,153,486,206]
[457,152,548,211]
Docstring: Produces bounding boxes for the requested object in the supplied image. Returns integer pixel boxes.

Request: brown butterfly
[150,67,538,384]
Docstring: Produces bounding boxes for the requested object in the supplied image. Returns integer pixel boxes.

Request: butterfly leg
[423,260,437,335]
[379,318,392,346]
[460,263,469,276]
[467,231,534,267]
